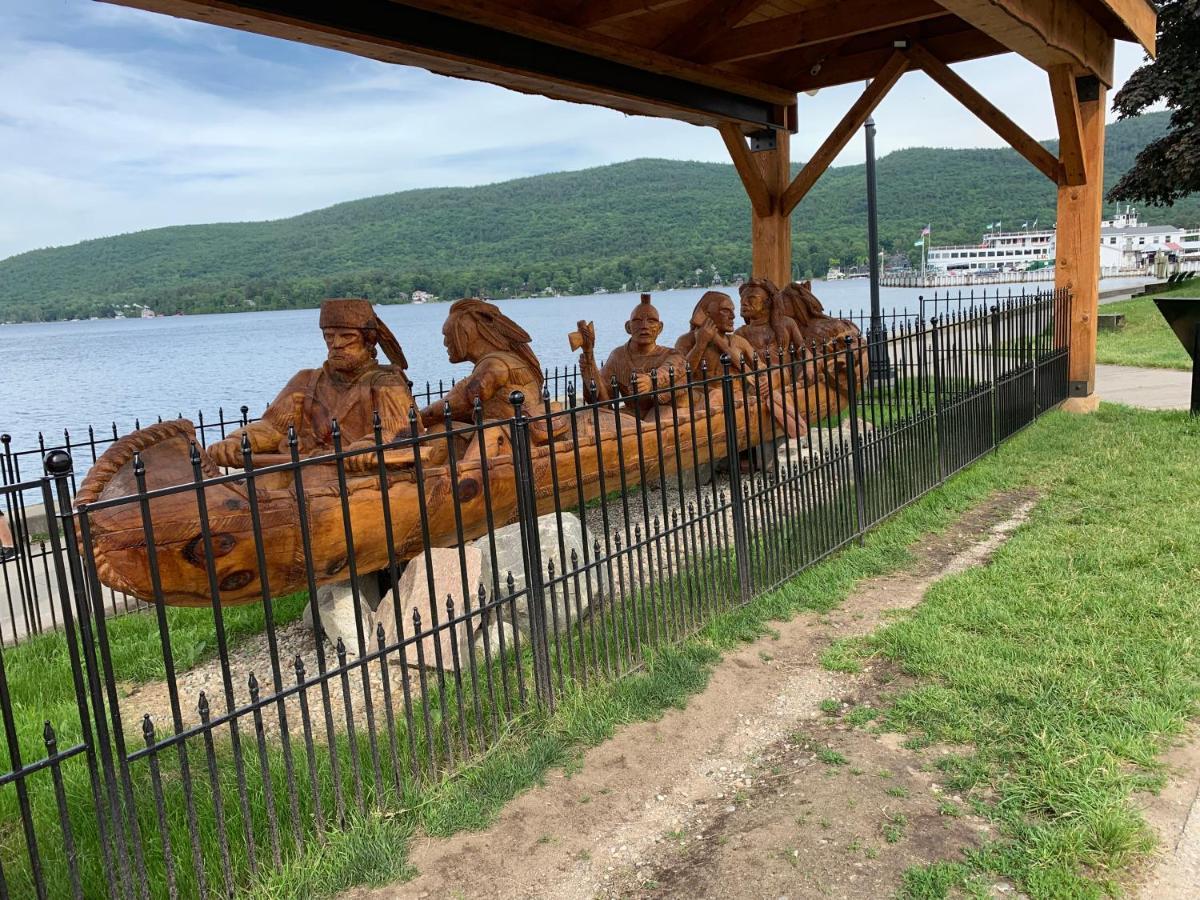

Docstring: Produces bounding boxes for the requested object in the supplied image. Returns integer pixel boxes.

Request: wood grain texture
[934,0,1115,84]
[1055,82,1106,400]
[719,123,775,217]
[1048,64,1087,186]
[751,131,792,286]
[699,0,944,64]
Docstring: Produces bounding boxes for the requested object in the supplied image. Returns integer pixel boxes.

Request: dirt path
[1135,726,1200,900]
[346,490,1038,900]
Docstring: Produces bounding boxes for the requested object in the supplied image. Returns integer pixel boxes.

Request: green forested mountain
[1,111,1194,322]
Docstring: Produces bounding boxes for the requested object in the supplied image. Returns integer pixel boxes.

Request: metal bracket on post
[748,128,777,152]
[718,355,752,602]
[1068,380,1092,397]
[508,391,554,710]
[1075,75,1101,103]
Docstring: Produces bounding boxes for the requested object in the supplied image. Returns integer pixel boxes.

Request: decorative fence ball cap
[43,448,72,476]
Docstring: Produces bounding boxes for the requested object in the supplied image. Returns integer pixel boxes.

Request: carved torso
[260,363,418,453]
[446,349,546,421]
[675,329,758,377]
[602,342,685,416]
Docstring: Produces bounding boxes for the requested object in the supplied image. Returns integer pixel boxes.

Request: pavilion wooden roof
[105,0,1156,132]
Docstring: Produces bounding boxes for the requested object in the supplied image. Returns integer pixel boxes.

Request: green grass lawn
[1096,283,1197,370]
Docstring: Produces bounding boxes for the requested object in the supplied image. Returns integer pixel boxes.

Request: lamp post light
[864,115,892,381]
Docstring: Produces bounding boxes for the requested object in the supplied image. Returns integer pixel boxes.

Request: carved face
[740,286,769,323]
[322,327,373,374]
[709,296,736,335]
[442,316,470,364]
[625,304,663,347]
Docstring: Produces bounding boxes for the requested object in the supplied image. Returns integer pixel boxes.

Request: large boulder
[375,546,482,671]
[469,511,603,642]
[302,574,380,657]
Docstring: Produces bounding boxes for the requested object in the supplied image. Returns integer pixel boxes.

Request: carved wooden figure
[208,298,420,472]
[674,290,758,376]
[735,277,806,363]
[78,294,787,608]
[420,298,549,426]
[778,280,868,412]
[574,293,687,418]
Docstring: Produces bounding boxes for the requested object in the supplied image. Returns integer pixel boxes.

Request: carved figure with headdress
[421,298,549,426]
[674,290,758,376]
[778,280,862,347]
[208,298,419,471]
[778,280,867,412]
[736,277,807,363]
[572,294,687,418]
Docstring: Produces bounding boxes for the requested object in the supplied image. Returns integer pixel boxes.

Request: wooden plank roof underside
[103,0,1156,130]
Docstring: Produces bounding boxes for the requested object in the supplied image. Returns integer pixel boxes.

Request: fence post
[843,339,869,543]
[718,355,752,602]
[44,450,133,898]
[930,317,946,483]
[509,391,554,711]
[991,304,1002,452]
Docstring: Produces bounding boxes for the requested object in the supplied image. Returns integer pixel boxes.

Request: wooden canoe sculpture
[75,292,863,608]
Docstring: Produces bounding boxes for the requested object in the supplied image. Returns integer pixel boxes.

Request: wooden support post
[751,131,791,286]
[1056,75,1106,413]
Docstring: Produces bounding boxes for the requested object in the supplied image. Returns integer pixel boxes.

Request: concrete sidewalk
[1095,364,1193,410]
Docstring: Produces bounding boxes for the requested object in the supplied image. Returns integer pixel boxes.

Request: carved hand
[577,320,596,355]
[206,438,243,469]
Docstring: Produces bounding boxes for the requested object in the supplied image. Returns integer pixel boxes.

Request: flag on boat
[921,225,931,236]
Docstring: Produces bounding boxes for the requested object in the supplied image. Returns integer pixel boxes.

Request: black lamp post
[864,115,892,380]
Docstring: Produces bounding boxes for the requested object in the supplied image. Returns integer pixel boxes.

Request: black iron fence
[0,366,583,649]
[0,290,1068,898]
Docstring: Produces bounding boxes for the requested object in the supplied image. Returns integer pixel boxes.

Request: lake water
[0,277,1149,454]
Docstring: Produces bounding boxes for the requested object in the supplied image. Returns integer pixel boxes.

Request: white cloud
[0,0,1154,260]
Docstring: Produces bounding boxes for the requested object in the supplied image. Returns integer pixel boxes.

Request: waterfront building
[926,209,1200,274]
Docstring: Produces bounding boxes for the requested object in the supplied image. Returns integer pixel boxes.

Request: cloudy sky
[1,0,1151,261]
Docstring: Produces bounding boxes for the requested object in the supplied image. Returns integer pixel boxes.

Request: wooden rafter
[571,0,690,29]
[699,0,945,65]
[655,0,772,56]
[1048,64,1087,186]
[718,123,774,217]
[780,50,909,215]
[934,0,1115,86]
[757,21,1000,92]
[906,42,1063,185]
[1091,0,1157,54]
